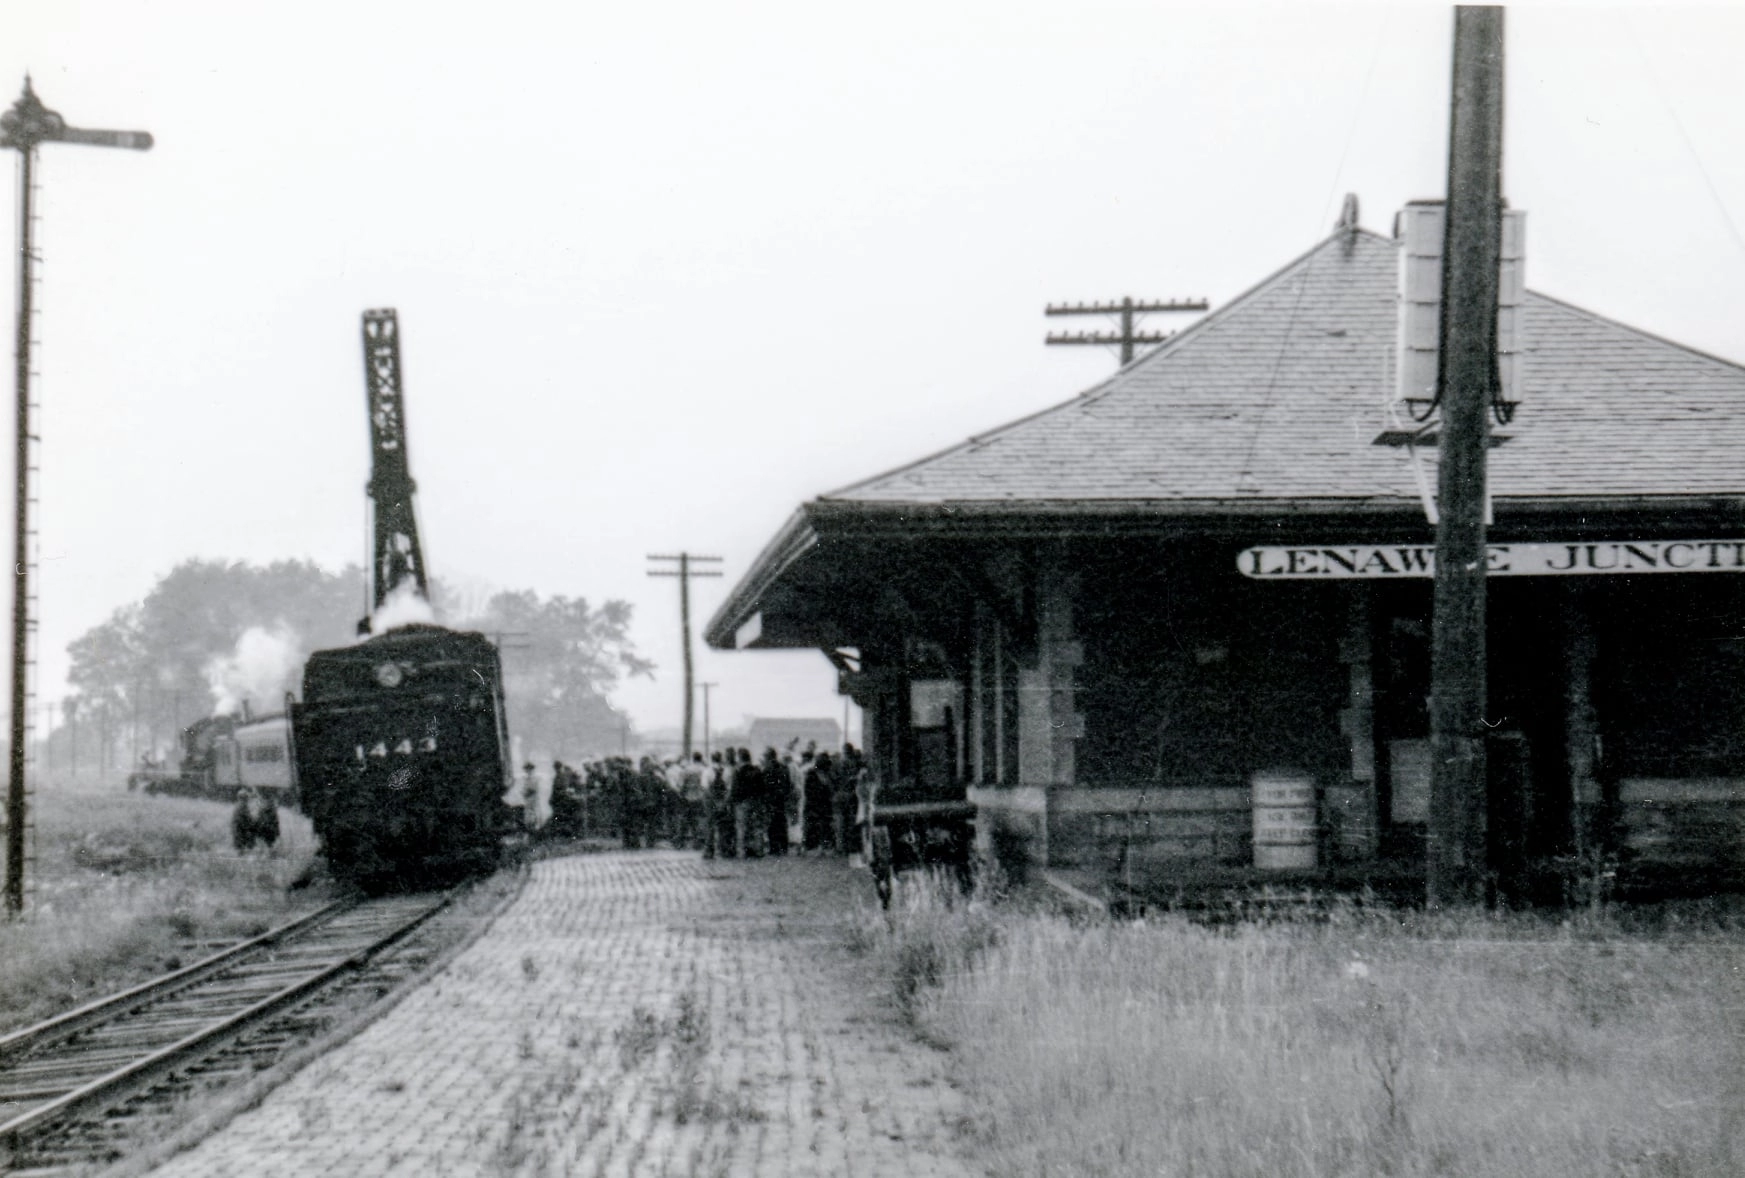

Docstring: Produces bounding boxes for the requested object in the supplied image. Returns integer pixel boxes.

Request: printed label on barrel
[1254,807,1317,841]
[1254,843,1318,870]
[1252,771,1319,869]
[1253,781,1316,807]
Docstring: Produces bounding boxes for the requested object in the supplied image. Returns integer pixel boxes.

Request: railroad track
[0,890,458,1175]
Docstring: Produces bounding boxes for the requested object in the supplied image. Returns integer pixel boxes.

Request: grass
[0,776,328,1032]
[487,988,761,1178]
[859,871,1745,1178]
[847,865,1003,1026]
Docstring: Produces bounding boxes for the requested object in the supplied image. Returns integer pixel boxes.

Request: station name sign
[1238,539,1745,580]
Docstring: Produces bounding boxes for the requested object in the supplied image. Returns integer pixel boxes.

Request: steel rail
[0,900,352,1065]
[0,891,454,1144]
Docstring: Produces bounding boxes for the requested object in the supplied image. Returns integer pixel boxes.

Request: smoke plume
[208,624,304,717]
[369,582,439,634]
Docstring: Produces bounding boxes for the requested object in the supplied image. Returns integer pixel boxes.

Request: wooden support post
[1561,583,1600,857]
[1332,587,1379,861]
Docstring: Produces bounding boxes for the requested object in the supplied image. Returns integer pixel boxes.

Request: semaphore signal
[2,79,152,917]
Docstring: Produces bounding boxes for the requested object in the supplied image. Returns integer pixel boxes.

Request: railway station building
[705,202,1745,902]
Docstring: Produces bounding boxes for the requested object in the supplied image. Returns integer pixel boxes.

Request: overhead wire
[1623,10,1745,265]
[1233,7,1393,493]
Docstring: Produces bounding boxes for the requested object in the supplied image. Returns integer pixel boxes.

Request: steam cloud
[208,624,305,717]
[369,582,439,634]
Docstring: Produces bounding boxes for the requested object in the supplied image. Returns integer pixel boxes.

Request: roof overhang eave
[703,508,821,649]
[807,492,1745,532]
[709,491,1745,646]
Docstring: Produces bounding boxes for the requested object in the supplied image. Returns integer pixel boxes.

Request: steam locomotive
[127,711,295,803]
[290,623,516,890]
[287,309,518,889]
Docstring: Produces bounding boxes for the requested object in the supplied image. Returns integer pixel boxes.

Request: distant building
[709,200,1745,902]
[744,717,842,753]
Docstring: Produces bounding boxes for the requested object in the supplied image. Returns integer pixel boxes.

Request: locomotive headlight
[374,662,405,688]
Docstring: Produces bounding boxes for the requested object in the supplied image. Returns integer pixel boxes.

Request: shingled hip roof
[707,221,1745,645]
[831,228,1745,507]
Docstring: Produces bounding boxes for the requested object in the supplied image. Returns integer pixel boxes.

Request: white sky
[4,1,1745,740]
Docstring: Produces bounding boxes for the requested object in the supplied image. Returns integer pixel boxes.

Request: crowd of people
[530,743,871,859]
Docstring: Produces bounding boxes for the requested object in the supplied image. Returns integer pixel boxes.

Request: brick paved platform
[144,851,980,1177]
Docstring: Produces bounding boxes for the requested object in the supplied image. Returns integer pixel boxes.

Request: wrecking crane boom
[360,308,429,628]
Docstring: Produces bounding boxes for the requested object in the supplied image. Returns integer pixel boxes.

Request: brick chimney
[1394,200,1525,419]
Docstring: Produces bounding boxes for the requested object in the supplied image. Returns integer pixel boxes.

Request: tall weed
[0,781,323,1030]
[849,867,1001,1025]
[876,884,1745,1177]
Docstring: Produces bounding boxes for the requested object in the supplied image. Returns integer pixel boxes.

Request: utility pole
[1045,296,1209,366]
[698,681,717,760]
[646,553,723,759]
[1,79,150,914]
[1428,6,1505,909]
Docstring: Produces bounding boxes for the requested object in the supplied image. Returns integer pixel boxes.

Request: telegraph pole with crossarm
[2,79,151,917]
[647,554,723,760]
[1045,296,1209,366]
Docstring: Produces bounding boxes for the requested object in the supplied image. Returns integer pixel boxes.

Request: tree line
[45,559,650,780]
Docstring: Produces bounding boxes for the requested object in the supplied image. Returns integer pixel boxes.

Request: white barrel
[1252,771,1318,870]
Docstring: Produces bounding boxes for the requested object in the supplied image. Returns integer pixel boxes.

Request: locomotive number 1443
[353,736,439,762]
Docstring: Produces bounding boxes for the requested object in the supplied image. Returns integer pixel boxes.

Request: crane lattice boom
[362,309,429,613]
